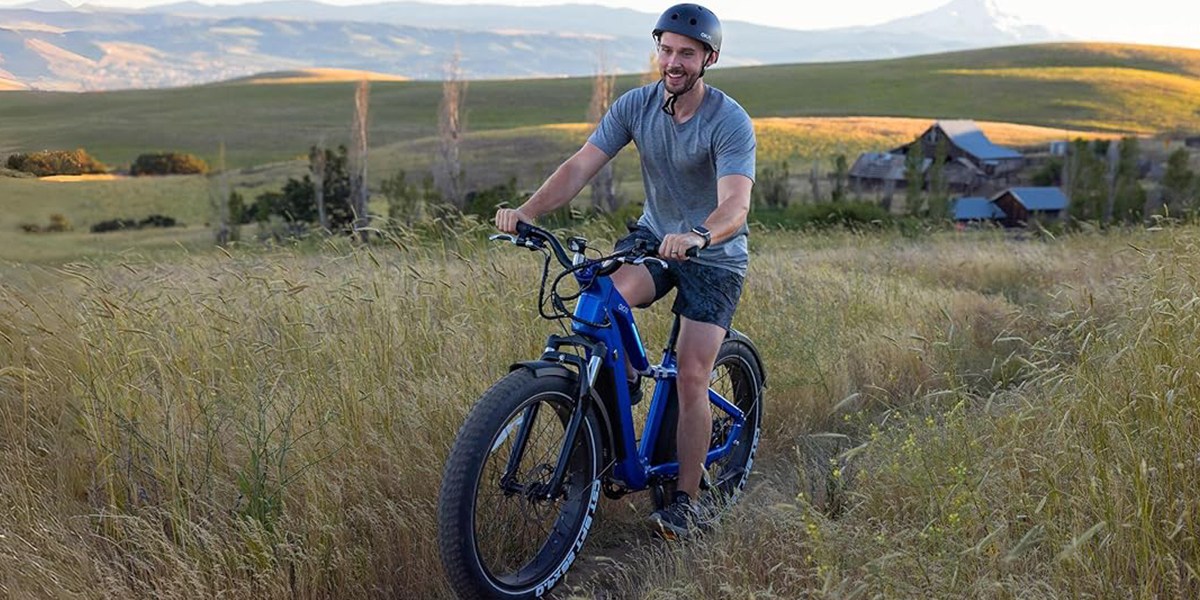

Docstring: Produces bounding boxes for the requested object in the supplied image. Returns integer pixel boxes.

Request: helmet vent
[671,13,679,20]
[690,18,697,25]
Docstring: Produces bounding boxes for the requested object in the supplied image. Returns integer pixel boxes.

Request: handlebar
[490,221,697,269]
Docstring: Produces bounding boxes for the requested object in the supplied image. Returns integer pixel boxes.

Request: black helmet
[652,4,722,53]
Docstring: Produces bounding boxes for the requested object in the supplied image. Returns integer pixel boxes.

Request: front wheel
[438,369,601,599]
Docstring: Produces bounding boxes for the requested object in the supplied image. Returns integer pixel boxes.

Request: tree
[641,50,661,86]
[382,169,426,226]
[131,152,208,176]
[1066,139,1106,222]
[209,141,232,245]
[1163,148,1196,214]
[904,144,925,216]
[309,144,328,232]
[751,162,791,210]
[926,137,950,220]
[253,146,354,232]
[350,80,371,241]
[7,148,106,176]
[831,154,848,203]
[1100,136,1146,223]
[809,159,821,202]
[435,50,468,210]
[588,51,618,213]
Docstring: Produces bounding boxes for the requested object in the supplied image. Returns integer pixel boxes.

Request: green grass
[2,224,1199,597]
[1,43,1197,171]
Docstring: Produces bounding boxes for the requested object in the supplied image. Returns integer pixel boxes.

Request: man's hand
[659,232,705,261]
[494,208,531,234]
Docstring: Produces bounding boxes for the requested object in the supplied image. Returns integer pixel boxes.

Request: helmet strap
[662,91,680,115]
[659,50,711,116]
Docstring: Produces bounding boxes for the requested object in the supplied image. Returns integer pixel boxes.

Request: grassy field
[0,116,1122,264]
[0,42,1196,170]
[2,41,1199,598]
[2,224,1198,597]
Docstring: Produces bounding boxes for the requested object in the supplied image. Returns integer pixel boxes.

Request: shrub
[90,214,180,234]
[90,218,140,233]
[753,201,892,231]
[130,152,209,176]
[18,214,73,234]
[250,146,354,233]
[6,149,106,176]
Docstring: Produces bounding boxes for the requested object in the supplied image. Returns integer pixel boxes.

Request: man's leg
[673,317,726,499]
[611,265,659,395]
[611,264,657,307]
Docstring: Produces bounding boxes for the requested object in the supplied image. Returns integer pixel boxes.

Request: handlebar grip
[515,221,535,237]
[685,247,699,258]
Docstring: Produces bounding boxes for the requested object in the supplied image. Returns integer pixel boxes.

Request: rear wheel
[438,369,601,599]
[703,339,764,510]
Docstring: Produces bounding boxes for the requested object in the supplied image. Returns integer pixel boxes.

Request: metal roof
[1002,187,1069,211]
[936,120,1024,161]
[953,196,1006,220]
[849,152,928,181]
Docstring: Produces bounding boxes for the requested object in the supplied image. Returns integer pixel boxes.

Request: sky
[14,0,1200,49]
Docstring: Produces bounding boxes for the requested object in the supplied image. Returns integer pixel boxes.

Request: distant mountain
[11,0,75,11]
[0,0,1067,91]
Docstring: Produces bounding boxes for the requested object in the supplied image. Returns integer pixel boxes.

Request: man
[494,3,756,539]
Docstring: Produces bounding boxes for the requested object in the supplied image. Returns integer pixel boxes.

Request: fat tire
[705,339,765,507]
[438,369,601,600]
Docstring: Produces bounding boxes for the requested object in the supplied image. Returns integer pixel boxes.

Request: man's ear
[706,50,719,67]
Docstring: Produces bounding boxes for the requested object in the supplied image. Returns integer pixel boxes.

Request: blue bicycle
[437,222,766,599]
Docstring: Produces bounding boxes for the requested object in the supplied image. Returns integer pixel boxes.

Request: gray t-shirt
[588,81,756,276]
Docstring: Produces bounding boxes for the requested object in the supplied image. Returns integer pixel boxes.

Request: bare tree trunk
[352,80,370,242]
[809,160,821,203]
[212,140,231,246]
[641,50,662,86]
[1105,139,1120,224]
[588,49,617,213]
[309,143,327,233]
[436,50,467,210]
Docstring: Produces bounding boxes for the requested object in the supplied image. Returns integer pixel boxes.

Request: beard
[662,66,701,95]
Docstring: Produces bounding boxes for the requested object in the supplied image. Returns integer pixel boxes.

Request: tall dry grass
[0,225,1195,598]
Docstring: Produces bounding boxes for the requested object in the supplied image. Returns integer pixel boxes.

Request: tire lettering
[535,479,601,597]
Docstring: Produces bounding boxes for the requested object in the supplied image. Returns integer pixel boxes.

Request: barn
[990,187,1069,227]
[893,120,1025,179]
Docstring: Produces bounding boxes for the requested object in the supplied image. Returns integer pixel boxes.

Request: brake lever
[630,256,669,269]
[488,233,517,244]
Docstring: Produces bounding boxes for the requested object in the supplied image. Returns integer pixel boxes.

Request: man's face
[657,32,713,95]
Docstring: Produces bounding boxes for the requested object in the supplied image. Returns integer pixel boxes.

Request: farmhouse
[847,152,927,190]
[955,187,1069,227]
[893,120,1025,179]
[952,196,1005,223]
[850,120,1025,194]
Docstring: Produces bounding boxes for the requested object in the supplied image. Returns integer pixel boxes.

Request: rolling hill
[0,0,1062,90]
[0,42,1195,173]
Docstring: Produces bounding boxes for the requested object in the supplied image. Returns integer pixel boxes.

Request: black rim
[707,351,760,497]
[470,391,595,591]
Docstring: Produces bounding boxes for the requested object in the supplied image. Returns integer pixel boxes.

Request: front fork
[500,335,606,501]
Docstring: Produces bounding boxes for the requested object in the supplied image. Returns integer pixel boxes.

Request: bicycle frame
[501,225,747,496]
[572,269,747,492]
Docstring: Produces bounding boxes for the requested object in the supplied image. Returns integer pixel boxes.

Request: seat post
[663,314,683,356]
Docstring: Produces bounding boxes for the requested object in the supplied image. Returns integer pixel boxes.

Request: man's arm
[658,174,753,258]
[494,143,612,233]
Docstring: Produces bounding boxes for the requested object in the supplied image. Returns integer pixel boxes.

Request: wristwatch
[691,225,712,250]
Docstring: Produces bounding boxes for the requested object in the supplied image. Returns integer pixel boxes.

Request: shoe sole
[649,514,689,541]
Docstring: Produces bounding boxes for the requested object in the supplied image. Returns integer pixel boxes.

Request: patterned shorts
[614,226,745,331]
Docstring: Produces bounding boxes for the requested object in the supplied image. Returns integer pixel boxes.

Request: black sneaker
[627,375,643,405]
[650,491,701,540]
